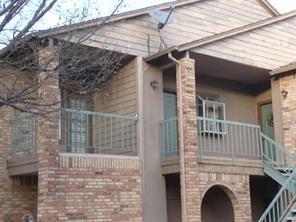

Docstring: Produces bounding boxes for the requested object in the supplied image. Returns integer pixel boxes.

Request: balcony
[7,109,138,175]
[160,117,264,173]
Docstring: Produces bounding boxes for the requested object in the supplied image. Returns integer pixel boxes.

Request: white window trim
[198,96,226,134]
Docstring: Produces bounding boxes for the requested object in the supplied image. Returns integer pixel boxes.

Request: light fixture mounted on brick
[281,89,288,98]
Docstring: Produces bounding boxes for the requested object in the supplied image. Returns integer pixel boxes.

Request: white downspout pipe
[168,52,187,222]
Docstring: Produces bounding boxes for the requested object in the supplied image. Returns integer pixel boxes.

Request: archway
[201,185,235,222]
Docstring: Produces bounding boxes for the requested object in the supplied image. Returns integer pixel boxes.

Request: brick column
[176,57,201,222]
[278,73,296,151]
[37,45,60,221]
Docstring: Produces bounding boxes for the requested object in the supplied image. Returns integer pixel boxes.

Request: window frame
[197,95,226,135]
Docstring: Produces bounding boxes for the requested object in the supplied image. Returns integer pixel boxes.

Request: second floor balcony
[8,108,138,175]
[160,117,262,163]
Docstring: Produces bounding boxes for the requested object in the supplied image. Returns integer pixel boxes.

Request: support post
[176,56,201,222]
[37,45,60,221]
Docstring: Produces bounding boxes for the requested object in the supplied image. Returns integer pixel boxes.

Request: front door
[260,102,275,140]
[259,102,275,160]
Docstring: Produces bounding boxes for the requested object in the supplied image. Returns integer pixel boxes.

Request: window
[197,95,226,134]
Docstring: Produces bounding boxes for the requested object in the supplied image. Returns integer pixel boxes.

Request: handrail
[261,133,296,169]
[258,167,296,222]
[60,109,138,156]
[10,109,138,156]
[62,108,138,121]
[197,117,262,160]
[197,117,261,128]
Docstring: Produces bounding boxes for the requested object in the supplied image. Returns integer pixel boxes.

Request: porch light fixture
[150,80,158,89]
[281,89,288,98]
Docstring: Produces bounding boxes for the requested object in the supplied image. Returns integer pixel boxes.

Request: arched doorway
[201,185,235,222]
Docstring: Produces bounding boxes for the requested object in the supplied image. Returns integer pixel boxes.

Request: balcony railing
[160,117,262,161]
[60,108,138,156]
[10,114,37,153]
[10,109,138,156]
[160,117,178,159]
[198,117,262,160]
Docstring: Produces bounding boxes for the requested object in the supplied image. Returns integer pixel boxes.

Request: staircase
[259,133,296,222]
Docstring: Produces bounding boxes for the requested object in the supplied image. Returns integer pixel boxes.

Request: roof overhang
[31,0,278,39]
[258,0,280,16]
[270,63,296,76]
[145,9,296,65]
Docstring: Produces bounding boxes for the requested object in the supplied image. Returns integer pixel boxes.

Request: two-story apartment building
[1,0,296,221]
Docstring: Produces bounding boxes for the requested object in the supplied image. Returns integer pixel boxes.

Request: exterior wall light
[281,89,288,98]
[150,80,158,89]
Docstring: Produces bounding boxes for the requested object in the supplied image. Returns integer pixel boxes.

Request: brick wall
[278,72,296,150]
[0,66,38,221]
[176,57,201,222]
[37,154,142,221]
[37,47,143,221]
[199,172,252,222]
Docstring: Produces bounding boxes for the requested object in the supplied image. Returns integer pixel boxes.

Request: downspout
[168,52,187,222]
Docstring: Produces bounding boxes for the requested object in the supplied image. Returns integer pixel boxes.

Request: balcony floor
[161,156,264,176]
[7,153,38,176]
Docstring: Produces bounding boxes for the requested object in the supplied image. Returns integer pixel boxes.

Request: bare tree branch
[0,0,127,115]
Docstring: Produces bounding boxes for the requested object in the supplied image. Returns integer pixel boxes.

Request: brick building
[1,0,296,221]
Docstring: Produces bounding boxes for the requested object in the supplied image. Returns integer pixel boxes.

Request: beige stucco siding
[94,59,137,115]
[57,0,271,57]
[163,73,271,125]
[198,79,257,124]
[193,16,296,70]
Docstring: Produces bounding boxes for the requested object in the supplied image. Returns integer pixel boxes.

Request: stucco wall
[163,72,271,125]
[142,61,167,222]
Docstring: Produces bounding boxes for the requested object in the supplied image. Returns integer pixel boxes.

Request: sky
[268,0,296,13]
[1,0,296,47]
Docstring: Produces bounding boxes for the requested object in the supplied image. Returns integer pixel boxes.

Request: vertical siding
[94,58,137,115]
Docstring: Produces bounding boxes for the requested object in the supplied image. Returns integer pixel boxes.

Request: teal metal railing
[261,133,296,170]
[198,117,262,160]
[259,133,296,221]
[60,108,138,156]
[10,114,36,153]
[160,117,262,161]
[160,117,178,160]
[258,168,296,222]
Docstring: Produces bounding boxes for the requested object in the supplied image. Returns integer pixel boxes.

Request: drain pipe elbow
[168,52,179,65]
